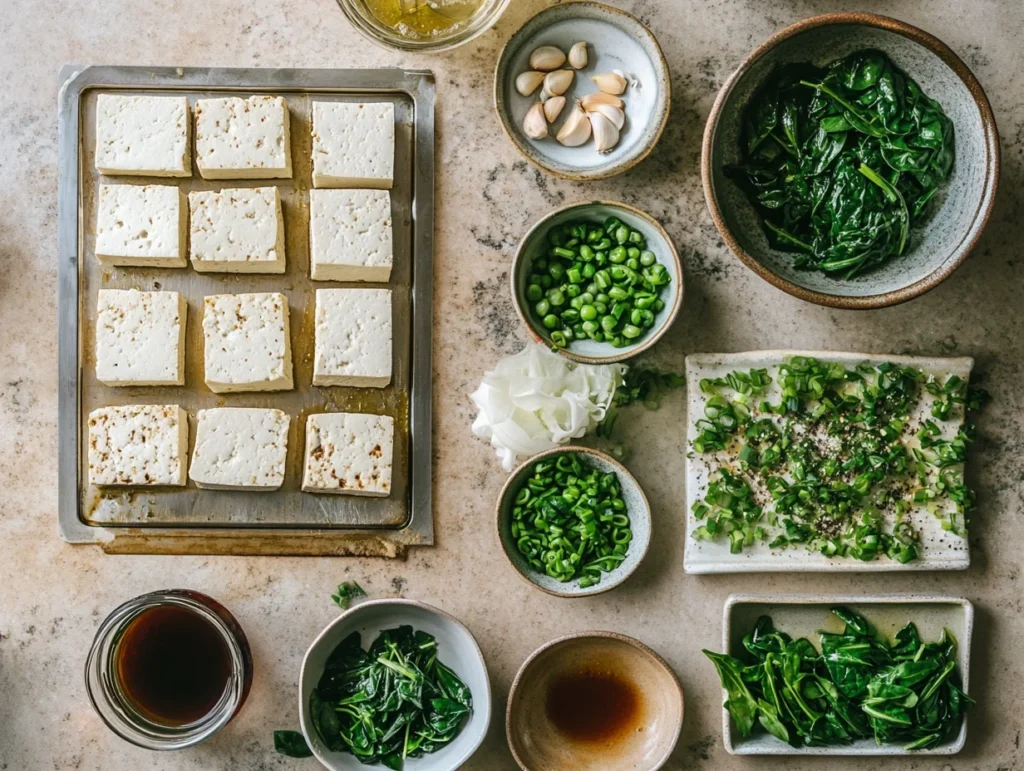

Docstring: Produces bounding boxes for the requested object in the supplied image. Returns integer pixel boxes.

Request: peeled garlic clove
[529,45,566,72]
[515,71,545,97]
[568,42,588,69]
[543,69,575,97]
[556,103,592,147]
[523,102,549,140]
[580,92,625,110]
[590,111,620,153]
[592,72,627,95]
[543,95,566,123]
[587,102,625,131]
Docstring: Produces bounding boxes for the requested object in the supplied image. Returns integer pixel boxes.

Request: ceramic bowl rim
[492,0,672,182]
[700,11,1001,310]
[505,629,685,771]
[494,445,653,598]
[298,598,492,770]
[510,200,684,365]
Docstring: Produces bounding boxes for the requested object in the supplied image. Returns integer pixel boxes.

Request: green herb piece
[331,581,367,610]
[510,452,632,588]
[704,608,972,750]
[310,627,472,769]
[729,50,955,278]
[274,729,313,758]
[597,364,684,440]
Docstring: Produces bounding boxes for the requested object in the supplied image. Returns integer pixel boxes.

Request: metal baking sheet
[57,66,435,554]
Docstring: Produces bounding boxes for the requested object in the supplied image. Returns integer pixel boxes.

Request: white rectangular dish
[684,350,974,574]
[721,594,972,756]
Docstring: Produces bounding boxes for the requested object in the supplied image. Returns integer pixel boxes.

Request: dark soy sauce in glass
[115,604,232,726]
[545,665,642,744]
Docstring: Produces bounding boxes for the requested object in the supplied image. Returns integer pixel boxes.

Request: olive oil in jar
[363,0,485,38]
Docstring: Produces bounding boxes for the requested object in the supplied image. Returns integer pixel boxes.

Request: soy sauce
[545,666,642,744]
[115,604,232,726]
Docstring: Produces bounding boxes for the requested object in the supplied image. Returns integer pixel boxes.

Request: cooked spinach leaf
[274,730,313,758]
[704,608,972,750]
[729,49,955,278]
[331,581,367,610]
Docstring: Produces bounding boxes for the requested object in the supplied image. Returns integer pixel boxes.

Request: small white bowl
[299,599,492,771]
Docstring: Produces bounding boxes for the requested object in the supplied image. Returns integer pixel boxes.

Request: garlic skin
[515,71,545,97]
[556,103,593,147]
[523,102,549,140]
[543,69,575,97]
[586,102,625,131]
[580,92,624,111]
[568,42,588,69]
[543,96,566,123]
[529,46,566,72]
[592,72,628,95]
[590,111,621,153]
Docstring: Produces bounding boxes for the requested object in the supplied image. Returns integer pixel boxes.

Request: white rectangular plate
[721,594,972,756]
[685,351,974,573]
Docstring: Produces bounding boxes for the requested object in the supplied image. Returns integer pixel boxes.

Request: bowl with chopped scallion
[495,446,652,597]
[511,201,683,364]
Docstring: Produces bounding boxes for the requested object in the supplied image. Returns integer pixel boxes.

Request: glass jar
[335,0,511,53]
[85,589,253,750]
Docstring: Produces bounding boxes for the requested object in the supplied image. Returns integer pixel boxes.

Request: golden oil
[362,0,485,38]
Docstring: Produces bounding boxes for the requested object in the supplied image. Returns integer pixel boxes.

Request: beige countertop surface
[1,0,1023,769]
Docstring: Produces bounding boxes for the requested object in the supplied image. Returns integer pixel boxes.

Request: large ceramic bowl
[299,599,491,771]
[506,631,684,770]
[702,13,999,309]
[511,201,683,365]
[495,446,652,598]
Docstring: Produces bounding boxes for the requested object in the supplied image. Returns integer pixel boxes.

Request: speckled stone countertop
[1,1,1022,769]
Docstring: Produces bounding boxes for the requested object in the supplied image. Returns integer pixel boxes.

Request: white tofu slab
[202,292,294,393]
[95,184,187,268]
[313,288,392,388]
[311,101,394,189]
[310,189,392,282]
[94,94,191,177]
[189,187,286,274]
[95,289,186,387]
[302,412,394,496]
[194,95,292,179]
[684,351,974,574]
[88,405,188,486]
[189,407,290,490]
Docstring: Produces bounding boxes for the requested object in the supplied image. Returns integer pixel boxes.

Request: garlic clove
[515,71,545,97]
[590,111,620,153]
[568,41,588,70]
[586,102,625,131]
[580,92,625,111]
[523,102,549,140]
[556,103,592,147]
[529,45,566,72]
[543,95,566,123]
[543,69,575,97]
[592,72,628,95]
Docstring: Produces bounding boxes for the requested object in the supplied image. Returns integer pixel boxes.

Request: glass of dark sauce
[85,589,252,750]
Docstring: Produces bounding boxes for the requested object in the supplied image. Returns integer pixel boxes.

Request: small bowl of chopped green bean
[495,446,652,597]
[511,201,683,364]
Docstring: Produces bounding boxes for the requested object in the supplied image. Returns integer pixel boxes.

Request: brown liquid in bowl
[545,665,643,745]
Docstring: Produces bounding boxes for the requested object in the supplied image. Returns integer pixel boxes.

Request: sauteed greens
[730,49,955,278]
[704,608,972,750]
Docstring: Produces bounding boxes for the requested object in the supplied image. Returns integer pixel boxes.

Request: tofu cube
[88,405,188,486]
[95,289,186,387]
[189,187,286,274]
[313,289,392,388]
[311,101,394,189]
[194,95,292,179]
[94,94,191,177]
[302,412,394,496]
[95,184,187,268]
[310,189,392,282]
[189,408,291,490]
[202,293,294,393]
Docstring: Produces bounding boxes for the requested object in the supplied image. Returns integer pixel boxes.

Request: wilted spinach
[310,626,472,769]
[704,608,972,750]
[729,50,955,278]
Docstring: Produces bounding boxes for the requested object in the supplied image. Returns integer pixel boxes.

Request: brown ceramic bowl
[702,13,1000,309]
[506,631,684,771]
